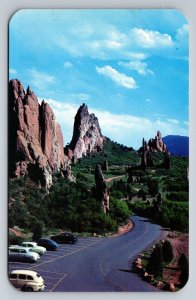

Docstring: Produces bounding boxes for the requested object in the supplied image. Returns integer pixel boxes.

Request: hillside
[163,135,189,157]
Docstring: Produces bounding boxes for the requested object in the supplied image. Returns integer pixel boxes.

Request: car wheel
[23,286,33,292]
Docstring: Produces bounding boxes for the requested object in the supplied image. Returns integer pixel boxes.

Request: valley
[8,80,189,292]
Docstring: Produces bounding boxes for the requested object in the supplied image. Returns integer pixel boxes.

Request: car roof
[10,270,38,276]
[22,242,37,245]
[40,238,58,243]
[9,246,31,250]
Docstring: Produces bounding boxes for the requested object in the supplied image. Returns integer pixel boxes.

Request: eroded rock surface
[67,103,104,160]
[94,164,109,214]
[9,79,69,188]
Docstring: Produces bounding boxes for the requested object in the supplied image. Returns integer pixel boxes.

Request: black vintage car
[38,238,59,251]
[50,232,78,244]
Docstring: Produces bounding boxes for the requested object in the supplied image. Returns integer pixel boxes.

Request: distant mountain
[162,135,189,157]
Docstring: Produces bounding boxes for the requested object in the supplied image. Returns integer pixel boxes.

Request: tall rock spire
[8,79,68,188]
[67,103,104,161]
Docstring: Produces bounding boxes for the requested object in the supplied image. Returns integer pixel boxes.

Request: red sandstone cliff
[8,79,68,188]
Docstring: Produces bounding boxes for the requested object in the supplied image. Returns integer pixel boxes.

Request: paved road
[8,215,163,292]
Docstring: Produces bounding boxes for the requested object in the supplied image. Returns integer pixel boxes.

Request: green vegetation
[9,139,189,236]
[135,239,188,290]
[146,244,163,277]
[162,240,174,263]
[9,174,131,236]
[178,254,189,287]
[72,138,140,175]
[126,152,189,232]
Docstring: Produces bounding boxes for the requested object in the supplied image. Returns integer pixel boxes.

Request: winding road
[9,215,163,292]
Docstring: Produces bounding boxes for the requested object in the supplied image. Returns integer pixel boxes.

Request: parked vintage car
[9,270,45,292]
[9,246,40,263]
[37,238,59,251]
[50,232,78,244]
[20,242,46,255]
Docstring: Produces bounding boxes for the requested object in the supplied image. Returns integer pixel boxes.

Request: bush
[166,192,188,202]
[162,240,173,263]
[178,254,189,287]
[8,235,24,246]
[146,245,163,277]
[110,198,130,222]
[147,179,159,196]
[31,220,44,241]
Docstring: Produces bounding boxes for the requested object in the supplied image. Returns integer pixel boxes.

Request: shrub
[162,240,173,263]
[146,245,163,277]
[166,192,188,202]
[147,179,159,196]
[178,254,189,287]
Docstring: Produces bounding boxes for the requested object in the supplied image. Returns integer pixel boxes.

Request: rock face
[140,131,170,170]
[8,79,69,188]
[144,131,167,153]
[66,103,104,160]
[94,164,109,214]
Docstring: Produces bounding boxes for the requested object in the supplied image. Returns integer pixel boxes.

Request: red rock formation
[67,103,104,160]
[140,131,169,170]
[94,164,109,214]
[8,79,68,188]
[148,131,167,153]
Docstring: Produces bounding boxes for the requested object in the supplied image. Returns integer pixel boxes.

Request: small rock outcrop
[61,165,76,182]
[8,79,70,188]
[66,103,104,161]
[144,131,167,153]
[94,164,109,214]
[103,160,109,171]
[140,131,168,170]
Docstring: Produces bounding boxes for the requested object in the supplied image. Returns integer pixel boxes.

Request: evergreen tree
[178,254,189,287]
[146,245,163,277]
[32,221,43,241]
[162,240,174,263]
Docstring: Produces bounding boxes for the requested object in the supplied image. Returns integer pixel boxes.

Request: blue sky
[9,9,189,149]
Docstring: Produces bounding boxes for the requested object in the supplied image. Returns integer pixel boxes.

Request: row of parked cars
[8,232,78,291]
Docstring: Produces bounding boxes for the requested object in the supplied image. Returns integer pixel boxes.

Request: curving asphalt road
[28,215,163,292]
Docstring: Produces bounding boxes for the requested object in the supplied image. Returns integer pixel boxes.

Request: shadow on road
[117,268,133,273]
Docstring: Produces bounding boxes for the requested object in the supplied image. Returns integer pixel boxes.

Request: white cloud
[70,93,90,101]
[145,98,152,102]
[184,121,189,126]
[28,68,56,91]
[174,24,189,59]
[9,68,17,74]
[176,24,189,44]
[96,65,137,89]
[130,28,174,48]
[118,60,154,75]
[167,118,179,125]
[57,23,176,61]
[64,61,73,68]
[41,98,188,149]
[125,52,149,60]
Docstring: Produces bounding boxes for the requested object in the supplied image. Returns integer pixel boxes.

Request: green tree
[147,179,159,196]
[178,254,189,287]
[111,199,130,222]
[146,245,163,277]
[162,240,173,263]
[32,220,43,241]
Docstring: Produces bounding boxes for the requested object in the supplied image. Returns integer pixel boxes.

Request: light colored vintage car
[9,269,45,292]
[9,246,40,263]
[20,242,46,255]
